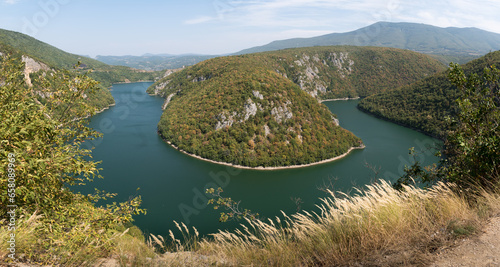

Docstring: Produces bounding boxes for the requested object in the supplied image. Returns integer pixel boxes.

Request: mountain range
[236,22,500,58]
[95,22,500,70]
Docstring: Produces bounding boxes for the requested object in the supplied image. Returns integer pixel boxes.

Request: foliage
[0,28,158,89]
[359,51,500,138]
[0,55,145,265]
[443,63,500,189]
[206,187,259,222]
[392,61,500,191]
[150,54,364,167]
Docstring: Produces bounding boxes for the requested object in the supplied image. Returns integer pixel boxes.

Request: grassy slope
[358,51,500,138]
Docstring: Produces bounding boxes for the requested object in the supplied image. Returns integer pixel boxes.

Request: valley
[1,18,499,266]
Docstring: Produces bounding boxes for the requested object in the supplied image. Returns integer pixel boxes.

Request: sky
[1,0,499,57]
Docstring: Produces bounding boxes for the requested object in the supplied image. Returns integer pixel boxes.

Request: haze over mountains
[236,22,500,56]
[96,54,219,71]
[95,22,500,70]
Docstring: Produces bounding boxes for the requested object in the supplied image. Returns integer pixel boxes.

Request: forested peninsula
[148,46,445,168]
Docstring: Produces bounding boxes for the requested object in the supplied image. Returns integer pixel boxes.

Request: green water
[81,82,441,237]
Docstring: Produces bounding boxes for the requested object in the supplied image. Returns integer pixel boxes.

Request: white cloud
[3,0,20,4]
[184,16,217,25]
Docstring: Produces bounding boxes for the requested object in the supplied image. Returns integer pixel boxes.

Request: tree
[444,63,500,189]
[394,63,500,190]
[0,55,145,264]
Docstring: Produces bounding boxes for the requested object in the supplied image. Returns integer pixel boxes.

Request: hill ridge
[147,46,445,167]
[235,22,500,64]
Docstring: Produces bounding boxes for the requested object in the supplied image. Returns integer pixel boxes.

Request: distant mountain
[235,22,500,64]
[358,50,500,138]
[96,54,218,71]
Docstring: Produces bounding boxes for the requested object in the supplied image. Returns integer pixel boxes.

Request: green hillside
[147,46,444,167]
[236,22,500,64]
[358,50,500,138]
[152,46,445,101]
[0,28,159,88]
[148,55,363,167]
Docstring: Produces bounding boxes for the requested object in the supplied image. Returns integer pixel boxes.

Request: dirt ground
[430,216,500,267]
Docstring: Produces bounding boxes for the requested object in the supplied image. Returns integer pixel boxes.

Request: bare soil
[431,216,500,267]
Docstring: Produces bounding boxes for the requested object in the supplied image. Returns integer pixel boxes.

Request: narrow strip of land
[320,97,360,102]
[163,137,365,170]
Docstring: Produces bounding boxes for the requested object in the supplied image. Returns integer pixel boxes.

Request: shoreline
[60,103,115,126]
[321,97,360,102]
[161,134,365,170]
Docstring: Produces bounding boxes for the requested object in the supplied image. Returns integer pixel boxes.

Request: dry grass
[4,181,499,266]
[187,181,494,266]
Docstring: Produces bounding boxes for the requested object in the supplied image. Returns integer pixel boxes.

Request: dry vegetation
[145,181,500,267]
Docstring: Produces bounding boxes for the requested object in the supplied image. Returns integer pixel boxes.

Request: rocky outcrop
[162,93,176,110]
[22,55,50,87]
[252,90,264,100]
[215,111,236,130]
[271,101,293,123]
[242,98,258,121]
[214,98,259,130]
[328,52,354,78]
[292,54,330,98]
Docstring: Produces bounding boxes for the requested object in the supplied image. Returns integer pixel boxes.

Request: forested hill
[0,28,159,88]
[236,22,500,64]
[151,46,446,101]
[146,46,444,167]
[358,50,500,138]
[148,54,365,168]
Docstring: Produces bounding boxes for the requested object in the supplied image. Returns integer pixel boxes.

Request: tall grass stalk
[197,181,483,266]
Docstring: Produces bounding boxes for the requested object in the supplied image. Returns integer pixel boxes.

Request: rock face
[215,111,236,130]
[22,55,50,87]
[150,46,445,101]
[149,54,364,167]
[162,93,176,110]
[271,101,293,123]
[329,52,354,78]
[146,46,445,167]
[151,68,182,96]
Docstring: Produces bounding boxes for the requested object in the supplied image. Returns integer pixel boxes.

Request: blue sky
[1,0,499,57]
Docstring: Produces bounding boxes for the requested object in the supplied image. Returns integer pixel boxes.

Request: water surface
[82,82,441,237]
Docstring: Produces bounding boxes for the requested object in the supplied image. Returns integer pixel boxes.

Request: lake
[81,82,441,238]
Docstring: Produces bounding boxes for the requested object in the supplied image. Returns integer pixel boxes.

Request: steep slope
[0,28,158,87]
[152,46,445,101]
[148,55,363,168]
[236,22,500,64]
[147,46,444,167]
[358,51,500,138]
